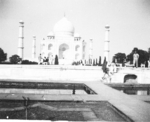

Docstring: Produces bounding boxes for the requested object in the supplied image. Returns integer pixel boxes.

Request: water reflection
[121,90,148,95]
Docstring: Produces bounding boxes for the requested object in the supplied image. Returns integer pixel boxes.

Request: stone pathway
[85,81,150,122]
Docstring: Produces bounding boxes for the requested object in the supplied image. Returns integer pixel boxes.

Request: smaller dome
[105,25,110,29]
[33,35,36,38]
[19,20,24,23]
[47,31,54,37]
[74,33,80,38]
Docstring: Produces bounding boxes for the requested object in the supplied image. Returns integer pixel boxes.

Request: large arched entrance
[48,44,53,50]
[59,43,69,59]
[75,45,80,51]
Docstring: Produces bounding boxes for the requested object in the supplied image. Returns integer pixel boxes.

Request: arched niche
[48,44,53,50]
[75,45,80,51]
[59,43,69,59]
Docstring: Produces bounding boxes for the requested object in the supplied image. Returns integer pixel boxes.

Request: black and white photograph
[0,0,150,121]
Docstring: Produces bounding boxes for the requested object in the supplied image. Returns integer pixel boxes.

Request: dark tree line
[72,56,102,66]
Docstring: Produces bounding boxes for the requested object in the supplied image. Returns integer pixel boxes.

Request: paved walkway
[85,81,150,122]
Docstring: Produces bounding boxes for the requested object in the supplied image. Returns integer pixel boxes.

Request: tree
[22,60,30,64]
[89,59,92,65]
[98,56,101,66]
[78,61,81,65]
[0,48,7,63]
[80,60,83,65]
[22,60,38,65]
[96,58,98,66]
[148,48,150,58]
[54,55,59,65]
[9,55,21,64]
[113,53,126,64]
[127,48,149,67]
[84,60,86,65]
[112,56,115,63]
[137,49,149,66]
[127,47,139,64]
[93,59,95,66]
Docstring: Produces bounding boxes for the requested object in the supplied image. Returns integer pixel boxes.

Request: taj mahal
[40,16,86,65]
[18,16,110,65]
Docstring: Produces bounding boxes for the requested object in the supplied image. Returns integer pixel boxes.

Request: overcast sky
[0,0,150,60]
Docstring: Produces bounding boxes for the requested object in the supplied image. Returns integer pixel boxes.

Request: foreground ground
[0,100,126,121]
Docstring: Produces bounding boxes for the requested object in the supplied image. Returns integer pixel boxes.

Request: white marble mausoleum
[40,16,86,65]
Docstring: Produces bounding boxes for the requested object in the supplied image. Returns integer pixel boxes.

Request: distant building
[18,17,110,65]
[40,16,86,65]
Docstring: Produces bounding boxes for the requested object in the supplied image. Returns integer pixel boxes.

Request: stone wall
[0,65,103,82]
[111,67,150,84]
[0,65,150,84]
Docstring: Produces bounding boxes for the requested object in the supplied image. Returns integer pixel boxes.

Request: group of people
[38,54,54,65]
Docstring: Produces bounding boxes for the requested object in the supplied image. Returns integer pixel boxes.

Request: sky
[0,0,150,61]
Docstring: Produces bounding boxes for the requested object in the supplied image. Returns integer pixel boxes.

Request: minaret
[32,35,36,59]
[104,25,110,62]
[18,20,24,59]
[89,39,93,64]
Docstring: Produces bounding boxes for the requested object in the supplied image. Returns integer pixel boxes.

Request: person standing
[133,51,139,68]
[38,54,42,65]
[43,57,47,65]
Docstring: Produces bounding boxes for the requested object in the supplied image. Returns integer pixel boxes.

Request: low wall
[111,67,150,84]
[0,65,103,82]
[1,65,150,84]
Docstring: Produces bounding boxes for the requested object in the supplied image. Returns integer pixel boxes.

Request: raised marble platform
[0,65,103,82]
[0,65,150,84]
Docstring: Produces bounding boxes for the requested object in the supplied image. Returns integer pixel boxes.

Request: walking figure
[102,58,111,83]
[38,54,42,65]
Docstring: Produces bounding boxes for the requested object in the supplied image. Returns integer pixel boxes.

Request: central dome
[54,17,75,36]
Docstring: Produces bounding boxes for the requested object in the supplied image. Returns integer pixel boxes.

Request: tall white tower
[32,35,36,59]
[104,25,110,62]
[18,20,24,59]
[89,39,93,64]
